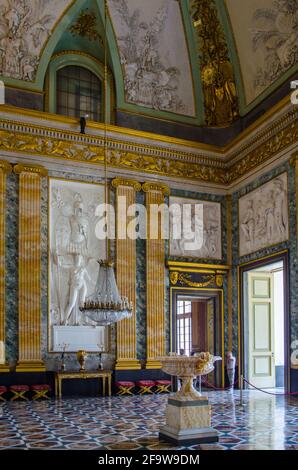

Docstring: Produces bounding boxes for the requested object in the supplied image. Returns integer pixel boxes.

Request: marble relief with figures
[169,196,221,259]
[239,173,288,256]
[49,178,107,352]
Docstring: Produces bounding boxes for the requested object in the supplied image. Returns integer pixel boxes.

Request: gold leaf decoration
[69,9,103,44]
[191,0,239,127]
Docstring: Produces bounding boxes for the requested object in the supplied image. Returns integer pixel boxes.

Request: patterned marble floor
[0,390,298,450]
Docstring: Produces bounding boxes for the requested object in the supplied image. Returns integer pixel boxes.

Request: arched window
[56,65,102,121]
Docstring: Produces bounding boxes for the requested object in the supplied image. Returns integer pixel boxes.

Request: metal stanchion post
[199,376,202,394]
[240,374,243,406]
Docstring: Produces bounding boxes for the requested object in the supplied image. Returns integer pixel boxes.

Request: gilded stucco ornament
[170,271,179,285]
[69,9,103,44]
[191,0,239,127]
[0,105,296,186]
[170,272,217,288]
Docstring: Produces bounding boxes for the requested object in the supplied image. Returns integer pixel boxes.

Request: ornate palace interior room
[0,0,297,453]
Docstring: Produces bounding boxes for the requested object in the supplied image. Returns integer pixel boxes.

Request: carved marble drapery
[14,164,48,372]
[0,161,12,371]
[112,178,141,370]
[143,182,169,369]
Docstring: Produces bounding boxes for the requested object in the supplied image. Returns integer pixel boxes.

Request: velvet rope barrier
[242,377,298,396]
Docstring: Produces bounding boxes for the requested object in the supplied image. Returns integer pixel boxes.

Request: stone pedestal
[159,397,218,445]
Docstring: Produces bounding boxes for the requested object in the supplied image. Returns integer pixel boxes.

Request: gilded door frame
[170,286,225,387]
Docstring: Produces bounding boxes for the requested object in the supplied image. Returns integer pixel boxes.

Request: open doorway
[171,288,224,387]
[242,257,287,390]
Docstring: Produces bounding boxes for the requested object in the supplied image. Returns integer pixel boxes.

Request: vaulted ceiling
[0,0,297,135]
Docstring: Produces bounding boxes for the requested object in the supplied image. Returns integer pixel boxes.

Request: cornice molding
[0,103,296,186]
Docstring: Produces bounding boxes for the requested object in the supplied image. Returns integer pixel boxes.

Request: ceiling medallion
[69,9,103,44]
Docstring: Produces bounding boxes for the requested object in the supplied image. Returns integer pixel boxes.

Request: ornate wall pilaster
[226,195,233,351]
[14,164,48,372]
[0,161,12,371]
[143,182,169,369]
[112,178,142,370]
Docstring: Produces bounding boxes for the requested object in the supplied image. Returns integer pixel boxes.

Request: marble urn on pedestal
[158,353,221,445]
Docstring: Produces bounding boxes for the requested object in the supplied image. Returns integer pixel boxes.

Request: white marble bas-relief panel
[49,178,106,352]
[225,0,298,105]
[0,0,71,81]
[108,0,195,117]
[169,196,222,260]
[239,173,288,257]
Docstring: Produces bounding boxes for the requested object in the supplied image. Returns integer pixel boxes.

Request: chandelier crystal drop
[79,261,133,326]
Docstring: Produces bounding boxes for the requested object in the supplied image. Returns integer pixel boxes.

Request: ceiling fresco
[0,0,72,81]
[224,0,298,106]
[0,0,296,125]
[107,0,196,117]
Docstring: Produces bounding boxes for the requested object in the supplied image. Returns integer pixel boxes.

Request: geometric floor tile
[0,389,297,450]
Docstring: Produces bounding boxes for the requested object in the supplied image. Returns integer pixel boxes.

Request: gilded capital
[0,160,12,174]
[112,178,142,191]
[142,182,170,196]
[13,163,48,177]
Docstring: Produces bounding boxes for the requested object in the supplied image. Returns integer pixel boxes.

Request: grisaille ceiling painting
[0,0,71,81]
[225,0,298,105]
[107,0,195,116]
[0,0,295,121]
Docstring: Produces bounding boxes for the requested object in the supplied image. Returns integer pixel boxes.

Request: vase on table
[77,350,87,371]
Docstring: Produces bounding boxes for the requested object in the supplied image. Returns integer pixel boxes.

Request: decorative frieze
[0,104,296,186]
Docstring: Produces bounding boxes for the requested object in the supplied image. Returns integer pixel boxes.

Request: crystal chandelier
[79,2,133,326]
[79,261,133,326]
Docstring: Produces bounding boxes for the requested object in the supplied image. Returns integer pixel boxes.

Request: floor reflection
[0,389,297,450]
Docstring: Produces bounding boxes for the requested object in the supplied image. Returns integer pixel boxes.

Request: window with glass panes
[177,301,192,356]
[56,65,102,121]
